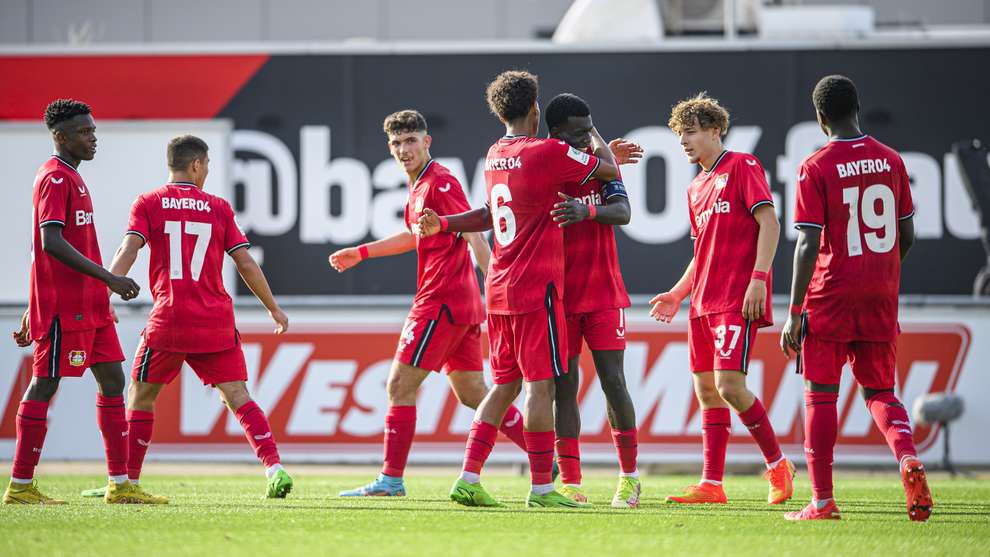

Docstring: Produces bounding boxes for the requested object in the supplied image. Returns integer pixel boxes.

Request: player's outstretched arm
[551,192,630,227]
[650,258,695,323]
[329,231,416,272]
[780,228,821,357]
[110,234,145,278]
[41,225,140,300]
[742,204,780,322]
[464,232,491,277]
[229,248,288,334]
[898,216,915,263]
[415,207,492,237]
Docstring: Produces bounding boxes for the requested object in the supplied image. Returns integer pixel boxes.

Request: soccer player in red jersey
[330,110,530,497]
[781,75,932,522]
[105,136,293,499]
[3,99,152,505]
[418,71,619,508]
[541,93,643,508]
[650,93,794,505]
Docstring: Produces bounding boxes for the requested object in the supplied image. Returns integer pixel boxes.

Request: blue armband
[602,179,628,200]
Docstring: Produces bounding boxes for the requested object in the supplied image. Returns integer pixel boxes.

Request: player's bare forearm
[751,205,780,273]
[110,235,145,277]
[590,127,620,182]
[366,231,417,258]
[41,225,113,283]
[671,257,695,299]
[230,249,280,313]
[446,207,493,233]
[596,197,631,225]
[465,232,491,276]
[789,229,821,308]
[898,217,915,262]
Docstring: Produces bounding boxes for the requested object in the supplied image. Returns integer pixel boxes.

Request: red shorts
[689,312,758,373]
[566,308,627,359]
[488,296,568,385]
[132,334,247,386]
[800,331,896,390]
[33,322,124,378]
[394,307,483,373]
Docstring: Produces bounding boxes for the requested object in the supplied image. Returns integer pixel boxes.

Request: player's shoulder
[726,150,764,171]
[865,136,906,166]
[37,158,76,186]
[422,162,463,194]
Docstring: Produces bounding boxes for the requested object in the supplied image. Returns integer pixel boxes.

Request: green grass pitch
[1,468,987,556]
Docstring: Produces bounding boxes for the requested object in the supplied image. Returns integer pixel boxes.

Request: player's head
[45,99,96,162]
[486,70,540,136]
[812,74,860,134]
[668,92,729,166]
[384,109,432,176]
[167,135,210,187]
[545,93,593,151]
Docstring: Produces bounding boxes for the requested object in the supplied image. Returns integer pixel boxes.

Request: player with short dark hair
[543,92,644,508]
[4,99,156,505]
[330,109,531,497]
[102,135,293,499]
[781,75,932,521]
[650,92,795,505]
[418,71,620,508]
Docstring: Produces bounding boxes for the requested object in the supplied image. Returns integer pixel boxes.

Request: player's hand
[107,274,140,301]
[649,291,683,323]
[780,314,803,358]
[415,208,442,237]
[269,307,289,335]
[12,309,31,347]
[329,248,362,272]
[551,192,591,227]
[742,279,766,322]
[609,138,644,165]
[110,305,119,324]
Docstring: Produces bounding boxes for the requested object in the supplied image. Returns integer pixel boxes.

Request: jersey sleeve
[36,171,71,227]
[222,201,251,254]
[894,156,915,221]
[737,156,774,214]
[542,140,601,187]
[126,195,151,244]
[794,160,826,230]
[422,176,472,246]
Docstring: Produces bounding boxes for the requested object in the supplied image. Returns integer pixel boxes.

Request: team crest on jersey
[68,350,86,367]
[399,320,417,349]
[715,173,729,190]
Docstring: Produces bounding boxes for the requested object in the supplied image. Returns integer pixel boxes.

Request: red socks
[96,394,128,477]
[525,430,555,485]
[611,427,639,474]
[555,437,581,485]
[866,391,917,464]
[702,408,731,482]
[498,405,527,452]
[804,391,839,501]
[737,398,783,464]
[382,405,417,477]
[126,409,155,481]
[234,401,281,468]
[11,400,49,480]
[463,420,498,474]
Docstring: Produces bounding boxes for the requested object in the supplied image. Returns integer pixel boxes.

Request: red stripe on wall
[0,55,269,120]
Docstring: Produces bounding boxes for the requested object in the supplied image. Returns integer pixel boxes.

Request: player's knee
[129,381,160,410]
[715,380,745,406]
[386,369,420,406]
[450,379,485,409]
[599,371,628,400]
[94,368,126,396]
[217,381,251,409]
[24,377,59,402]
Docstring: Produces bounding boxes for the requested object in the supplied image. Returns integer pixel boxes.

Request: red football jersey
[484,136,601,315]
[29,156,113,338]
[404,160,485,324]
[127,182,250,353]
[795,135,914,342]
[687,151,774,326]
[562,175,631,315]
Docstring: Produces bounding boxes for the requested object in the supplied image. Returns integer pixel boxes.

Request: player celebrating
[780,75,932,521]
[331,110,530,497]
[542,93,643,508]
[650,93,794,505]
[419,71,619,508]
[3,99,158,505]
[106,135,292,499]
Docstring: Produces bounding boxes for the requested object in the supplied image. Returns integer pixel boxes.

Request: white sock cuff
[10,476,33,484]
[620,470,640,478]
